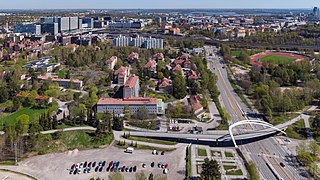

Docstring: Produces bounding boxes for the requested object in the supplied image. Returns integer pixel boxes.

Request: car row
[142,161,169,174]
[68,160,137,175]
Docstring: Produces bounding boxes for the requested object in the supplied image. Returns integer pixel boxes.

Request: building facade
[97,97,165,115]
[123,75,140,98]
[14,23,41,35]
[113,35,164,49]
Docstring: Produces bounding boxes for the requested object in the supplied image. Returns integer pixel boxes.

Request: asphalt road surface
[204,46,310,180]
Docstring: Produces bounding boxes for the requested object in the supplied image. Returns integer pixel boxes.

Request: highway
[204,46,309,180]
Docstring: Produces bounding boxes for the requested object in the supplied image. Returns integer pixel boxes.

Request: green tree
[309,141,320,157]
[172,71,187,99]
[238,49,250,64]
[200,158,221,180]
[247,161,259,180]
[135,171,147,180]
[109,172,125,180]
[148,173,154,180]
[15,114,30,135]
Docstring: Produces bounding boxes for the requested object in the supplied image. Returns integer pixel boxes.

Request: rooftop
[37,75,82,83]
[97,97,158,105]
[124,75,139,88]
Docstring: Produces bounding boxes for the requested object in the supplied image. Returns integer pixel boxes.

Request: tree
[15,114,30,135]
[109,172,125,180]
[309,141,320,157]
[247,161,259,180]
[134,107,149,120]
[200,158,221,180]
[135,171,147,180]
[112,114,123,131]
[148,173,154,180]
[238,49,250,64]
[172,71,187,99]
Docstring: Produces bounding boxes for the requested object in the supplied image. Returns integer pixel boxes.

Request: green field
[33,131,113,154]
[259,55,296,64]
[198,148,207,156]
[285,119,306,140]
[0,107,48,129]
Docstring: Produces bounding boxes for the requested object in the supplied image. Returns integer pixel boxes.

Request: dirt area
[0,145,186,180]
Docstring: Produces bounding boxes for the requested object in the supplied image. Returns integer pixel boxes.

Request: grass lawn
[127,120,159,130]
[114,141,174,152]
[225,151,234,157]
[187,145,192,178]
[226,169,243,175]
[198,148,207,156]
[0,107,48,129]
[285,119,306,140]
[33,130,113,154]
[259,55,296,64]
[231,50,241,57]
[269,113,300,125]
[223,165,237,170]
[123,135,177,145]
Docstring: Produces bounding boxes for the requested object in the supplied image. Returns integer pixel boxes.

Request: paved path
[40,126,96,134]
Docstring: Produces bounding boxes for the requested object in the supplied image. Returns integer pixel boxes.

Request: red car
[122,166,126,172]
[165,163,168,169]
[109,161,113,167]
[71,164,76,169]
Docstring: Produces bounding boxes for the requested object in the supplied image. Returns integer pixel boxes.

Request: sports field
[259,55,297,64]
[250,52,306,66]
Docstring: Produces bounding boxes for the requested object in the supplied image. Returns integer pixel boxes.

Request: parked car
[92,162,96,167]
[99,167,103,172]
[129,167,133,172]
[95,166,99,172]
[165,163,168,169]
[142,163,146,168]
[158,163,162,168]
[122,166,126,172]
[163,168,168,174]
[161,151,165,155]
[280,162,285,167]
[102,161,106,166]
[106,166,110,172]
[83,161,87,168]
[109,161,113,167]
[126,167,129,172]
[71,164,76,169]
[88,162,92,167]
[98,161,103,166]
[133,166,137,172]
[151,162,154,167]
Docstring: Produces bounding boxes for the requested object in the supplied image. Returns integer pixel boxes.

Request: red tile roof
[97,97,157,105]
[124,75,139,88]
[189,95,203,112]
[115,66,129,76]
[144,59,157,69]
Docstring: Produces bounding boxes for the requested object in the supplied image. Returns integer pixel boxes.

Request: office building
[314,7,320,18]
[14,23,41,35]
[93,21,104,28]
[41,23,58,35]
[114,66,131,85]
[123,75,140,98]
[81,18,94,28]
[24,56,60,72]
[155,17,162,24]
[69,17,79,30]
[97,97,165,115]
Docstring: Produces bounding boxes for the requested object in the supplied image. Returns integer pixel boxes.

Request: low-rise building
[37,75,83,89]
[24,56,60,72]
[157,77,172,93]
[144,59,157,75]
[97,97,165,115]
[123,75,140,98]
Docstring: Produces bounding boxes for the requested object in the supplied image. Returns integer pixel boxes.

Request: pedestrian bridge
[127,120,287,147]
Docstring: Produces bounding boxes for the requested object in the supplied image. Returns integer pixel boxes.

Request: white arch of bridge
[228,120,286,148]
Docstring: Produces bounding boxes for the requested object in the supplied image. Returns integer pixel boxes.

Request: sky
[0,0,319,9]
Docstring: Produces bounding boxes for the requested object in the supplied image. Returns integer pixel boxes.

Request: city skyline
[0,0,319,9]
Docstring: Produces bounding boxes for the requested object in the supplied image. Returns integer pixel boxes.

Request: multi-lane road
[204,46,310,180]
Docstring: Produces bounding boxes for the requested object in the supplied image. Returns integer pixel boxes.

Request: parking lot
[0,145,186,180]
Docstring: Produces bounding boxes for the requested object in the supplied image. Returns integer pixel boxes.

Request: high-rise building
[313,7,320,18]
[81,18,94,28]
[41,23,58,35]
[14,23,41,35]
[113,35,164,49]
[69,17,79,31]
[57,17,70,32]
